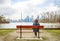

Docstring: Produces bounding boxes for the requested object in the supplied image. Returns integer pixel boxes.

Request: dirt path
[0,30,60,41]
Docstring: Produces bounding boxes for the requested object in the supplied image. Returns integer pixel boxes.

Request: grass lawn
[16,39,45,41]
[0,30,14,36]
[46,30,60,38]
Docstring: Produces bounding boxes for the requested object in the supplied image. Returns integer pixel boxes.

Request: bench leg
[20,27,22,38]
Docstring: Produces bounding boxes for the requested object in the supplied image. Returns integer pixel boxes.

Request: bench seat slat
[17,25,44,29]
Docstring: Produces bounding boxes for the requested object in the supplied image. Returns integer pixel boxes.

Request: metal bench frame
[16,25,44,38]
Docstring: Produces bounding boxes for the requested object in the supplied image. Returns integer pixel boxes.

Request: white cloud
[29,0,46,5]
[39,3,58,13]
[0,0,12,7]
[0,0,60,20]
[48,3,58,11]
[10,13,20,20]
[12,2,27,10]
[12,0,46,9]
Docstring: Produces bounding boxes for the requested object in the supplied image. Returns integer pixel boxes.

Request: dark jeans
[33,28,39,37]
[34,32,38,36]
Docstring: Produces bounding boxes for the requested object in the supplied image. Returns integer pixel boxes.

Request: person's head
[34,19,38,23]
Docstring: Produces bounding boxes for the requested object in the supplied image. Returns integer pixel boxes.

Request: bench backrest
[16,25,44,29]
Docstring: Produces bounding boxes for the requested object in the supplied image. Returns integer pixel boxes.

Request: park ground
[0,29,60,41]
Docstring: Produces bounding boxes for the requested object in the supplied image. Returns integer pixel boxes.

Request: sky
[0,0,60,20]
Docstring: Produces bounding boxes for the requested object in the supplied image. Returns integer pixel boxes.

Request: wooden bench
[16,25,44,38]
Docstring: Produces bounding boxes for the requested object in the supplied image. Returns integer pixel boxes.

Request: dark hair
[35,19,38,22]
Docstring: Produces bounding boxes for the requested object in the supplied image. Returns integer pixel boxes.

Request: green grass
[15,39,45,41]
[46,30,60,40]
[0,30,14,36]
[46,30,60,37]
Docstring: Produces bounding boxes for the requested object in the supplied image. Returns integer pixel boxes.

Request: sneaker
[40,37,43,40]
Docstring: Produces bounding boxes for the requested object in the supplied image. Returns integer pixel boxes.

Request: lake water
[0,22,60,28]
